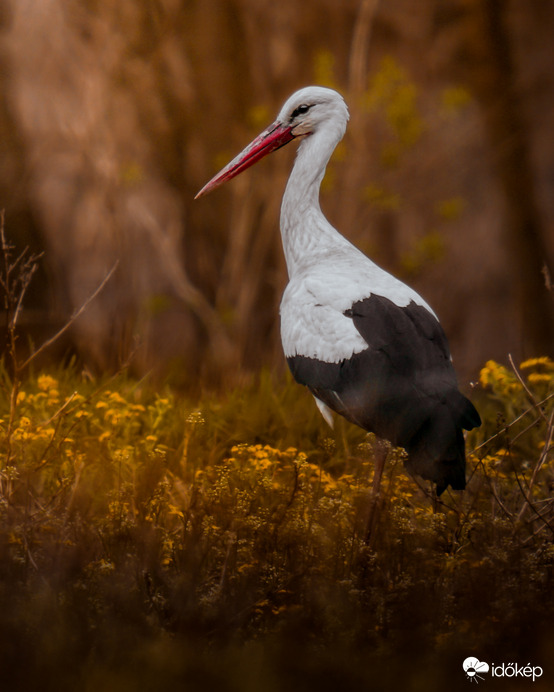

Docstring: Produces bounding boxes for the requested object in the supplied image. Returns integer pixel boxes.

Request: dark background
[1,0,553,387]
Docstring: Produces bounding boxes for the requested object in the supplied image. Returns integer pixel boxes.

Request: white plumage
[280,257,433,362]
[196,85,480,494]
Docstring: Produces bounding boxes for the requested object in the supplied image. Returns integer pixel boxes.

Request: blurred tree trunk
[2,0,553,384]
[463,0,554,356]
[3,0,235,383]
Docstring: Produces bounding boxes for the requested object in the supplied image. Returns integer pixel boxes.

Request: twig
[488,476,514,520]
[511,463,554,535]
[19,261,119,370]
[516,406,554,523]
[508,353,549,424]
[37,391,80,428]
[348,0,380,96]
[542,263,553,294]
[470,390,554,455]
[521,517,554,546]
[529,406,554,487]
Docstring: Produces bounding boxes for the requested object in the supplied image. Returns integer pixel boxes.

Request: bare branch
[470,390,554,455]
[508,353,549,424]
[19,262,119,370]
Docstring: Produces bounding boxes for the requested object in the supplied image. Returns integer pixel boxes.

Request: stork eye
[291,104,311,119]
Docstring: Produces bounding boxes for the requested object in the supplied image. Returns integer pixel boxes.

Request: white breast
[279,254,433,363]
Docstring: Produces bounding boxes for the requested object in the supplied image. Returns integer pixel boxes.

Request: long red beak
[195,121,296,199]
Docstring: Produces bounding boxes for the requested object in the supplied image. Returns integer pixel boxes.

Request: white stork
[196,86,480,495]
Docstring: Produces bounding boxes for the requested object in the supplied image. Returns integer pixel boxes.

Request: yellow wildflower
[479,360,521,396]
[186,410,205,425]
[37,375,58,392]
[520,356,554,370]
[527,373,552,386]
[108,391,127,405]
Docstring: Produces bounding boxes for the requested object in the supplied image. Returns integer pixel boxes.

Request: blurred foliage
[363,56,424,167]
[357,58,471,280]
[435,196,465,222]
[3,1,552,381]
[313,49,339,89]
[399,230,446,277]
[0,357,553,690]
[440,85,473,116]
[1,4,554,685]
[363,183,401,210]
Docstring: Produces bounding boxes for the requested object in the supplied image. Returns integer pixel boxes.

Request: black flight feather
[287,295,481,494]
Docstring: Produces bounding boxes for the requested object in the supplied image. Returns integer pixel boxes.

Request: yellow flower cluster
[228,443,297,469]
[16,375,61,409]
[224,443,342,494]
[480,358,554,397]
[479,360,522,396]
[95,391,146,434]
[37,374,58,392]
[520,357,554,388]
[0,375,181,476]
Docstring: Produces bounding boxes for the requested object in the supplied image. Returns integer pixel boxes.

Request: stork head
[195,86,349,199]
[278,86,349,139]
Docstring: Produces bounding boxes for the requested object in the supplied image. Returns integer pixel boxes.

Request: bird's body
[196,86,480,494]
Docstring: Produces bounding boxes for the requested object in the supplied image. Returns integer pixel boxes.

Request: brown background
[1,0,553,388]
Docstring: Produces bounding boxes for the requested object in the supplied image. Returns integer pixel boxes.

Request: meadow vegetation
[0,356,553,691]
[1,151,553,689]
[2,4,553,687]
[7,0,553,380]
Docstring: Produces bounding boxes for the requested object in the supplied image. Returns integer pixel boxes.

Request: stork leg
[364,438,389,545]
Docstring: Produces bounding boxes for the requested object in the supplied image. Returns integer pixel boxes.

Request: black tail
[405,394,481,494]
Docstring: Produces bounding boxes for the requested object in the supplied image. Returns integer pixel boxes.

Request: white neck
[280,125,352,276]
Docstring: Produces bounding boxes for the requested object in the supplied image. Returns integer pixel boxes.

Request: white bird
[196,86,480,495]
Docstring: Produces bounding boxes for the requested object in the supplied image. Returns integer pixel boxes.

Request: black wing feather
[287,295,480,493]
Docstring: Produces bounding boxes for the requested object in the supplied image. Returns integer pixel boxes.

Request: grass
[0,359,553,691]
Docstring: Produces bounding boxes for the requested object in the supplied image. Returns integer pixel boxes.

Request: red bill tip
[195,121,296,199]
